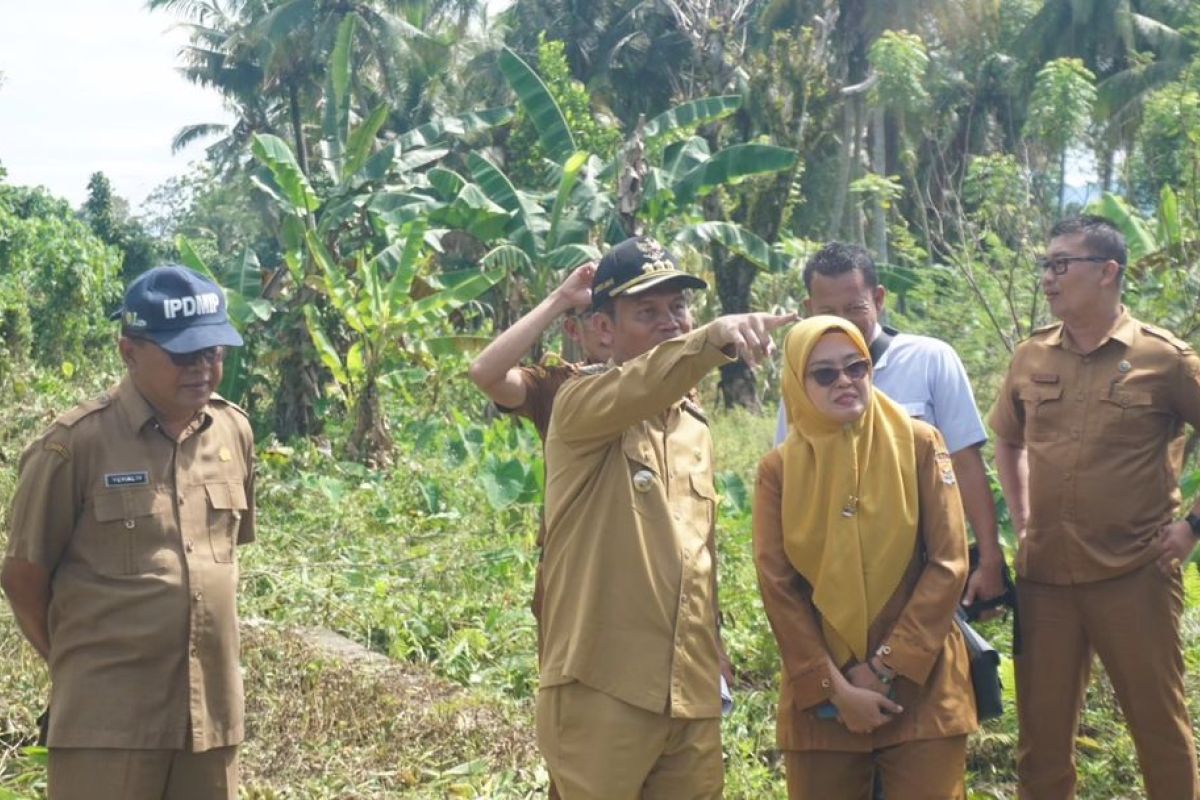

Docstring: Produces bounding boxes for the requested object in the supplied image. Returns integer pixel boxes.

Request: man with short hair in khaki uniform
[989,215,1200,800]
[1,265,253,800]
[537,236,794,798]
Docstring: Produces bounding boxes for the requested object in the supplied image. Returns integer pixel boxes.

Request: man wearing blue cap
[2,265,254,800]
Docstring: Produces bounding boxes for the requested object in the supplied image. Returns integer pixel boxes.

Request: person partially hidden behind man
[536,236,795,798]
[2,265,253,800]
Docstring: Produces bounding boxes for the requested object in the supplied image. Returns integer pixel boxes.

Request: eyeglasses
[807,359,870,387]
[1037,255,1113,275]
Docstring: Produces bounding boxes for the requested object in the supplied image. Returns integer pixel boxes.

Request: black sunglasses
[807,359,869,387]
[130,338,225,367]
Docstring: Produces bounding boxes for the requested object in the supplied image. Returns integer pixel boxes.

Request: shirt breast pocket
[205,482,248,564]
[1018,385,1064,441]
[91,488,170,576]
[899,401,928,420]
[1097,387,1157,441]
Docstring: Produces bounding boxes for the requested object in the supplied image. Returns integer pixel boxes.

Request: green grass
[2,376,1200,797]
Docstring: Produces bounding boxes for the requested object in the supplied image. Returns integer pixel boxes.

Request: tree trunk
[288,83,310,178]
[273,318,321,439]
[347,378,391,467]
[828,101,855,240]
[870,107,888,261]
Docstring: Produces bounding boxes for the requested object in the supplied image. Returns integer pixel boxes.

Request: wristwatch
[1185,512,1200,537]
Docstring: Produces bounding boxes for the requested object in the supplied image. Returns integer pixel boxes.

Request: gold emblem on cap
[635,238,674,273]
[632,469,655,493]
[1118,360,1132,373]
[219,447,232,462]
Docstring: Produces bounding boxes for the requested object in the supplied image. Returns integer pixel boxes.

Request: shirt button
[673,512,681,522]
[193,591,202,602]
[185,541,194,553]
[124,519,135,529]
[190,647,198,658]
[880,645,892,655]
[177,495,185,506]
[820,678,831,688]
[693,449,702,461]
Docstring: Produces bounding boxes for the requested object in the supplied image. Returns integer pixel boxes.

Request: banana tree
[303,220,503,463]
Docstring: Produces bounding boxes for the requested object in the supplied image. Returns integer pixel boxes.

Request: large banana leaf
[381,222,427,310]
[547,151,590,248]
[673,144,798,206]
[542,243,600,271]
[675,222,790,273]
[320,14,356,179]
[403,268,504,327]
[305,230,367,334]
[398,107,514,149]
[303,305,349,386]
[481,244,534,274]
[498,47,577,163]
[343,104,390,180]
[643,95,742,141]
[251,134,319,214]
[661,137,712,186]
[1088,192,1157,262]
[468,152,542,255]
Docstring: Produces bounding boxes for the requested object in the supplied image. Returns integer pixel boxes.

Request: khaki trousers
[784,735,968,800]
[536,681,723,800]
[1016,561,1198,800]
[48,745,238,800]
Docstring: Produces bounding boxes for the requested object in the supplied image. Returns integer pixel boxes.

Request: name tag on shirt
[105,471,149,488]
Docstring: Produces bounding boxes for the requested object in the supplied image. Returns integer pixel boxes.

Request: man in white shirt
[774,242,1007,609]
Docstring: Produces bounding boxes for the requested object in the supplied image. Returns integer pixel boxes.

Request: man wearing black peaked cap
[536,237,795,798]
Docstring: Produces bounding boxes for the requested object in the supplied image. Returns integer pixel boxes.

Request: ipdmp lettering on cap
[163,293,220,320]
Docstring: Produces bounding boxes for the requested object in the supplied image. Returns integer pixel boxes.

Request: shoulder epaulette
[1140,323,1194,354]
[577,362,612,377]
[1030,321,1061,337]
[209,392,250,418]
[53,392,112,428]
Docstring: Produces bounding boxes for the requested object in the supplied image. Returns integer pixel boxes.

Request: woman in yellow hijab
[753,316,977,799]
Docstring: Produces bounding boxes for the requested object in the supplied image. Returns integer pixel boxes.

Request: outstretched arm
[467,263,595,408]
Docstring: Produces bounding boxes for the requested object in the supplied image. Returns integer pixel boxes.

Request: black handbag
[954,608,1004,721]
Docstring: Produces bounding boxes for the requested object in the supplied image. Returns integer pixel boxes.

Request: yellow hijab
[779,316,918,666]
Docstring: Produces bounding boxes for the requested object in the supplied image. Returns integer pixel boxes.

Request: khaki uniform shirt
[754,423,976,751]
[501,356,582,444]
[5,377,255,751]
[497,357,583,635]
[540,324,733,718]
[988,310,1200,584]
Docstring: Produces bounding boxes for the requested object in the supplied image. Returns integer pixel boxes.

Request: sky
[0,0,233,211]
